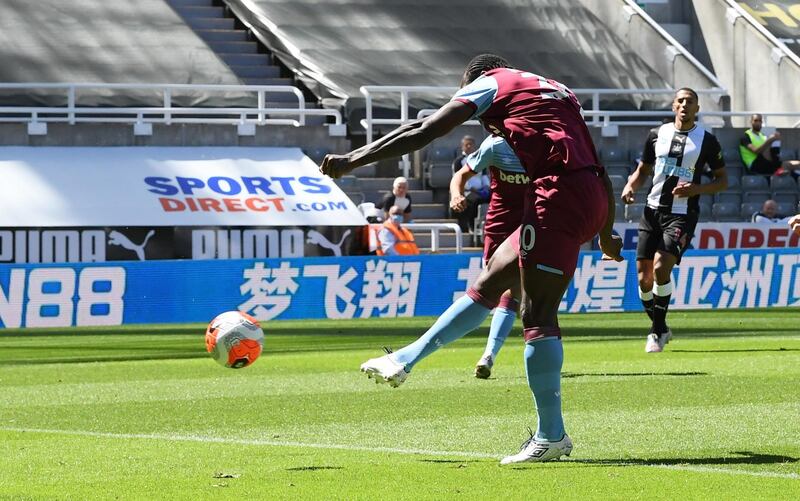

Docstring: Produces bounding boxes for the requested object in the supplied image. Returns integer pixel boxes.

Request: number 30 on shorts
[521,224,536,252]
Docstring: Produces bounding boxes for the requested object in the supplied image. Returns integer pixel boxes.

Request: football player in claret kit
[450,134,528,378]
[621,88,727,353]
[320,54,622,465]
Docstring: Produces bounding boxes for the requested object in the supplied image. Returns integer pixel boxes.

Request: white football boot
[500,431,573,465]
[474,354,494,379]
[645,333,662,353]
[360,351,409,388]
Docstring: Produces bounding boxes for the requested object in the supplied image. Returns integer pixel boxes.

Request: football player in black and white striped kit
[621,88,728,352]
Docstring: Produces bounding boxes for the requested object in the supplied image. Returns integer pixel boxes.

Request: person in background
[451,135,477,173]
[751,199,789,223]
[740,114,800,177]
[377,205,419,256]
[453,169,490,232]
[377,176,413,222]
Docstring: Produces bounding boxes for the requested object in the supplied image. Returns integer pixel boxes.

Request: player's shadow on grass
[561,371,707,378]
[572,451,799,467]
[671,348,800,353]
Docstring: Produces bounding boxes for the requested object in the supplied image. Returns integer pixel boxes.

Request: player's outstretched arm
[598,169,623,262]
[621,161,652,204]
[449,165,477,213]
[320,101,474,179]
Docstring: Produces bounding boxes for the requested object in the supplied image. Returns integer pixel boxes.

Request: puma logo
[307,229,351,257]
[108,230,155,261]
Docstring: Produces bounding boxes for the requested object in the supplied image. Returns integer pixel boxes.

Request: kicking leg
[361,236,519,386]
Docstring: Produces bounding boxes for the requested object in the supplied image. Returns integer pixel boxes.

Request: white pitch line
[1,427,798,480]
[0,426,496,459]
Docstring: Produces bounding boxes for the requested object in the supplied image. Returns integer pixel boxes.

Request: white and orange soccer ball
[205,311,264,369]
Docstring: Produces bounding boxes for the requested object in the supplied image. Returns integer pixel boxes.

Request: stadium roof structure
[225,0,692,109]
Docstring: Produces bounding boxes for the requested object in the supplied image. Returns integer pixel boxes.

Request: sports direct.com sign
[0,147,366,227]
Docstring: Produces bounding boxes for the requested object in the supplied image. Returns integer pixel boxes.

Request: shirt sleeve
[740,133,752,147]
[450,75,499,119]
[377,193,394,210]
[378,227,398,255]
[464,136,496,173]
[705,133,725,171]
[641,129,658,165]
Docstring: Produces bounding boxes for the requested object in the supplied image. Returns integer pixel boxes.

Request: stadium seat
[600,147,628,166]
[608,175,627,192]
[712,202,740,221]
[699,201,712,219]
[726,175,740,190]
[773,192,798,207]
[427,163,453,188]
[770,175,797,192]
[606,166,630,178]
[778,203,796,216]
[427,145,457,163]
[624,203,644,222]
[722,148,744,167]
[346,192,366,205]
[336,175,360,191]
[714,192,741,206]
[741,175,769,191]
[725,164,743,178]
[742,190,771,204]
[740,202,761,220]
[305,147,330,165]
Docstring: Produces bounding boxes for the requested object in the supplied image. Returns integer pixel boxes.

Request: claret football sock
[524,336,565,441]
[652,281,673,334]
[482,296,519,360]
[391,294,491,371]
[639,288,654,321]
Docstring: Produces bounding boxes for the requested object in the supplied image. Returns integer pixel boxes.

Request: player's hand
[450,194,467,212]
[672,181,697,197]
[620,186,635,204]
[319,154,355,179]
[789,214,800,237]
[599,233,624,262]
[770,131,782,142]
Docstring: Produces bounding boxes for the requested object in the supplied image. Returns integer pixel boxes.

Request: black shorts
[636,206,698,263]
[748,153,781,175]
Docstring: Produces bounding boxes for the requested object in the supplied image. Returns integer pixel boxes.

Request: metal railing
[0,82,342,127]
[404,223,463,254]
[360,86,730,140]
[621,0,726,88]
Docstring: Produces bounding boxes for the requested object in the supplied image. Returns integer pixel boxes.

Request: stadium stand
[0,0,243,106]
[0,0,797,231]
[693,0,800,126]
[221,0,722,117]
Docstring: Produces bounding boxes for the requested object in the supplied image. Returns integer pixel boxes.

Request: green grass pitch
[1,309,799,500]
